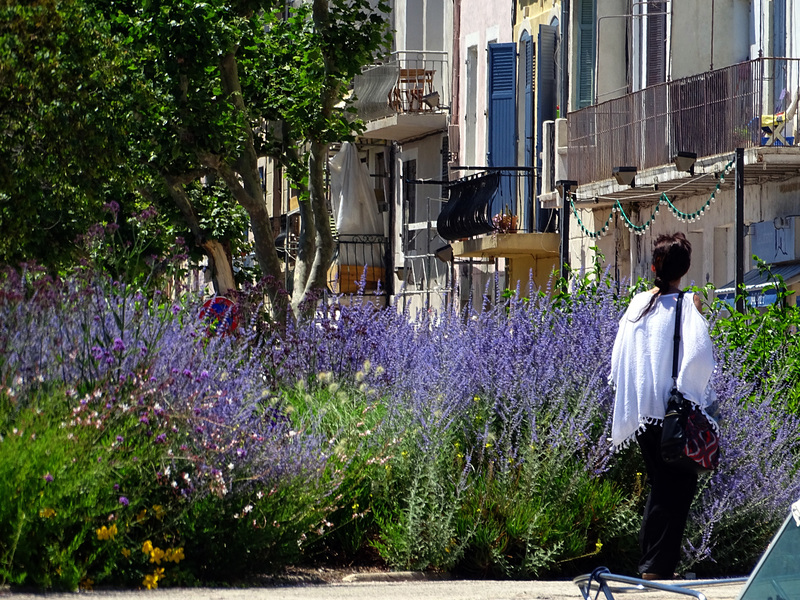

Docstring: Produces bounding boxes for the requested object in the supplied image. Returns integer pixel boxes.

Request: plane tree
[2,0,390,320]
[110,0,391,317]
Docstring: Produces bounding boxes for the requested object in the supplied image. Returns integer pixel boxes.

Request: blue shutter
[521,32,534,233]
[487,42,517,217]
[537,25,557,232]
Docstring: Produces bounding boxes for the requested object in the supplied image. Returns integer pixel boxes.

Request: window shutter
[773,0,787,106]
[537,25,558,232]
[521,32,534,232]
[576,0,595,108]
[487,42,517,214]
[646,1,666,87]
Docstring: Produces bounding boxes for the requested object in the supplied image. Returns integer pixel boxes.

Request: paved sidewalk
[1,574,745,600]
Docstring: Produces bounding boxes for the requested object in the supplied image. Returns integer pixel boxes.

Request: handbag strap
[672,290,686,385]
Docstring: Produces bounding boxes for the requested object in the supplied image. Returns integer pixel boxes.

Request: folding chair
[574,497,800,600]
[761,87,799,146]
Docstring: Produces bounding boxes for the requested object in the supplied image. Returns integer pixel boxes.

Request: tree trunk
[163,174,236,296]
[291,138,335,316]
[201,238,236,295]
[217,50,288,322]
[290,0,338,317]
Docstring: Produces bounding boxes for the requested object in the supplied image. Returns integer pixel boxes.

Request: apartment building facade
[538,0,800,306]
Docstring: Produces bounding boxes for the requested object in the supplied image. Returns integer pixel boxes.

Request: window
[576,0,596,108]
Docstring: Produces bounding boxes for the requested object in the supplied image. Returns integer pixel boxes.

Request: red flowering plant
[492,208,517,233]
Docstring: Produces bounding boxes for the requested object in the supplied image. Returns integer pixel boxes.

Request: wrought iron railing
[567,58,800,184]
[353,51,450,121]
[436,170,553,240]
[327,234,389,295]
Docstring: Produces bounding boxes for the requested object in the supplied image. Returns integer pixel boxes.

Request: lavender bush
[1,261,798,588]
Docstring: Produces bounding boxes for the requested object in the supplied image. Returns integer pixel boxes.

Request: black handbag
[660,291,720,473]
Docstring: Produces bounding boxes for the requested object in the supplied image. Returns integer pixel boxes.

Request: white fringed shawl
[608,291,716,450]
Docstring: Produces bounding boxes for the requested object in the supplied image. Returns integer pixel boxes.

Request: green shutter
[576,0,595,108]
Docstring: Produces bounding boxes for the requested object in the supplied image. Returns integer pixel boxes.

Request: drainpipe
[561,0,570,112]
[388,142,397,299]
[558,180,577,280]
[735,147,745,313]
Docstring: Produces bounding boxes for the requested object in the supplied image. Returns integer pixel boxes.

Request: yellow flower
[96,524,118,541]
[79,577,94,591]
[121,548,131,559]
[165,547,185,563]
[136,509,148,523]
[142,540,154,554]
[150,546,165,564]
[39,508,56,518]
[152,505,165,520]
[142,568,164,590]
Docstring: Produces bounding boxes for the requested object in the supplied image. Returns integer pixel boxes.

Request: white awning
[716,261,800,307]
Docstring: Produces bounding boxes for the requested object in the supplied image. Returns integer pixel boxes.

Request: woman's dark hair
[635,232,692,320]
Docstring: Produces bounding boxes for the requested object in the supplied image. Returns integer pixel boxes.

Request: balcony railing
[327,234,388,296]
[568,58,800,184]
[353,51,450,121]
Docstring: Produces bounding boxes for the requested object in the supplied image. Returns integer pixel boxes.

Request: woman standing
[609,232,716,580]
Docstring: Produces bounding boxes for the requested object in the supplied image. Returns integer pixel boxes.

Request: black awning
[436,173,500,241]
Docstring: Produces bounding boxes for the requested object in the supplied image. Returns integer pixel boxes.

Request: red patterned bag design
[661,391,719,474]
[683,403,719,471]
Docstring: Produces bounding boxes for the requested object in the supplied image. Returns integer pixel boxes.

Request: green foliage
[702,258,800,413]
[0,388,187,590]
[551,246,631,313]
[372,437,470,572]
[1,0,392,313]
[279,369,389,565]
[0,0,139,269]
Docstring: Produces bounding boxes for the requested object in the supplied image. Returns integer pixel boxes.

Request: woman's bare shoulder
[692,292,703,313]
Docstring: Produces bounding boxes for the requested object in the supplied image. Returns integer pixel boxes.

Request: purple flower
[43,473,53,482]
[91,346,104,360]
[155,433,167,444]
[103,200,120,216]
[112,338,125,352]
[114,484,120,491]
[119,496,129,506]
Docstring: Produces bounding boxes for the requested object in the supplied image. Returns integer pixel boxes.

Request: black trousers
[636,424,698,576]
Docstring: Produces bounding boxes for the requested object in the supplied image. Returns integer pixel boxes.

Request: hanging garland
[570,157,736,238]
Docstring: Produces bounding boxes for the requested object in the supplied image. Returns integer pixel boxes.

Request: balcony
[327,234,389,299]
[544,58,800,209]
[353,51,449,141]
